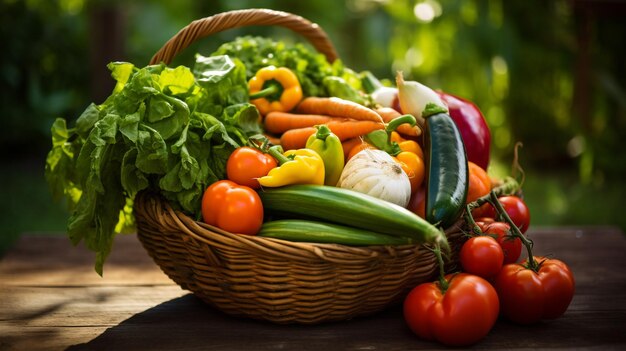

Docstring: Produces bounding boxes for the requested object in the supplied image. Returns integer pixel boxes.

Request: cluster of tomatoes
[403,195,576,346]
[207,145,576,348]
[201,146,276,236]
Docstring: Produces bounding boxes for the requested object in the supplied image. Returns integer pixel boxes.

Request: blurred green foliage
[1,0,625,254]
[1,0,89,156]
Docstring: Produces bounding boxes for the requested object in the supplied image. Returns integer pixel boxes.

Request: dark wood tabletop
[1,226,625,350]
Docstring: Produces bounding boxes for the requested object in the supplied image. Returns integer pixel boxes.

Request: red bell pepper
[437,93,491,170]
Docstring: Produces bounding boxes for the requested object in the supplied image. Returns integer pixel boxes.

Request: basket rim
[150,8,339,66]
[134,190,467,265]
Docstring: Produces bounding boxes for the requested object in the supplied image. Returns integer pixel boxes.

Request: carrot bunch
[262,96,418,151]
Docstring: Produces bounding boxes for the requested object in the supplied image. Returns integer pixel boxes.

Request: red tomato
[478,196,531,233]
[201,180,263,235]
[471,203,491,219]
[226,147,277,189]
[494,257,575,324]
[403,273,499,346]
[474,217,495,225]
[477,221,522,264]
[460,236,504,279]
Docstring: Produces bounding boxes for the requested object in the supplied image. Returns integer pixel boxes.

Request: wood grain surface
[1,227,625,350]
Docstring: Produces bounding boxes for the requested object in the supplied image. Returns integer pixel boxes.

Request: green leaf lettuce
[45,55,259,275]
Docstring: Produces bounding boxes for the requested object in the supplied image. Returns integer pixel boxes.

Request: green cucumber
[424,112,469,228]
[259,219,416,246]
[258,185,448,249]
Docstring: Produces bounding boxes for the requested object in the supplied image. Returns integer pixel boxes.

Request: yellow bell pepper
[249,66,303,116]
[258,146,325,187]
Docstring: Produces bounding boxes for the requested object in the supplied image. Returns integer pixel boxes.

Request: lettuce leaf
[45,55,258,275]
[45,36,368,275]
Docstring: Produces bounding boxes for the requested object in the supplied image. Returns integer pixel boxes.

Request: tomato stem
[511,142,526,189]
[464,204,482,237]
[488,191,538,271]
[248,135,272,153]
[431,244,449,293]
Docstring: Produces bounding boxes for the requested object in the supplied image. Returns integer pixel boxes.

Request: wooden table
[1,227,625,350]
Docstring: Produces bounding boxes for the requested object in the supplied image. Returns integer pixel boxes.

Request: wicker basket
[135,8,467,324]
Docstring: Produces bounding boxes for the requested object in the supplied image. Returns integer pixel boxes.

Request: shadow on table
[65,293,412,351]
[65,292,625,351]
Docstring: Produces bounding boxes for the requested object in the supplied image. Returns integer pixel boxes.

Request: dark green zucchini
[259,219,416,246]
[424,112,469,228]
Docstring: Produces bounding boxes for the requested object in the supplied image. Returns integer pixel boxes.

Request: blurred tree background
[1,0,625,255]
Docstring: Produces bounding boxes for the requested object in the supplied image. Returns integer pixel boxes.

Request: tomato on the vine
[460,236,504,279]
[201,180,263,235]
[476,196,530,233]
[403,273,499,346]
[494,256,575,324]
[476,220,522,264]
[226,146,277,189]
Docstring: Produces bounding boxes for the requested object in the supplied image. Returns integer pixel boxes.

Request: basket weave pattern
[135,191,465,324]
[134,9,467,324]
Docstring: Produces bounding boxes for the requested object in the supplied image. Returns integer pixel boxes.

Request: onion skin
[438,92,491,170]
[396,72,448,127]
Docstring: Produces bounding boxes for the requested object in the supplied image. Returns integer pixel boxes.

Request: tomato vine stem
[464,204,482,237]
[429,244,449,293]
[248,135,271,153]
[511,142,526,188]
[487,191,538,271]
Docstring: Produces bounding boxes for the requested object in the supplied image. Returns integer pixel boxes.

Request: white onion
[396,71,448,127]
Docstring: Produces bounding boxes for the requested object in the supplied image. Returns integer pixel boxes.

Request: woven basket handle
[150,8,338,65]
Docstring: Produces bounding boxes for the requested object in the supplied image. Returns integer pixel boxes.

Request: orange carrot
[264,112,348,134]
[279,127,317,151]
[329,121,384,140]
[297,97,384,123]
[341,138,362,162]
[280,121,384,150]
[376,107,422,137]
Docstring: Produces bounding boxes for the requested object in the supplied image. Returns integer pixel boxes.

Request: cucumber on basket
[259,219,417,246]
[258,185,449,249]
[424,113,469,229]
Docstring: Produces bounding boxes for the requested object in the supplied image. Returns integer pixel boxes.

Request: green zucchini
[259,219,416,246]
[424,112,469,228]
[258,185,448,249]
